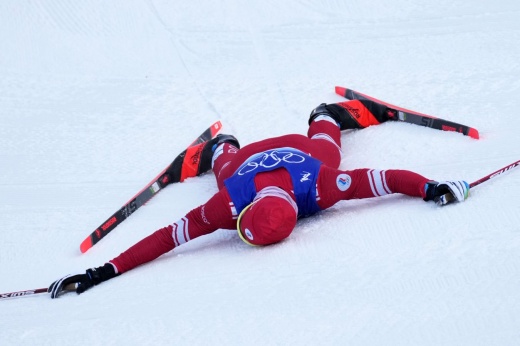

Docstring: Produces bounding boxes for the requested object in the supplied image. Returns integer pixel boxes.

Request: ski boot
[309,101,397,130]
[198,134,240,174]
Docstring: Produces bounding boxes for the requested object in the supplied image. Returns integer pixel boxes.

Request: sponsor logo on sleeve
[336,173,352,191]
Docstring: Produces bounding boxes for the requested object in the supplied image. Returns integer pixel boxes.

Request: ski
[335,86,479,139]
[79,121,223,253]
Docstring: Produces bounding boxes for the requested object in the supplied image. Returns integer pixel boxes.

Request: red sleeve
[110,189,235,274]
[316,166,430,210]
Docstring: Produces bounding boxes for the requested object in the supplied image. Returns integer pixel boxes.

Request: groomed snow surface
[1,1,520,345]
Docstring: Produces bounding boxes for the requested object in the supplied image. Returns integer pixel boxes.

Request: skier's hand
[49,263,118,299]
[424,180,470,206]
[48,274,93,298]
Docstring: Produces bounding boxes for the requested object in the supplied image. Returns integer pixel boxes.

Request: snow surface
[1,1,520,345]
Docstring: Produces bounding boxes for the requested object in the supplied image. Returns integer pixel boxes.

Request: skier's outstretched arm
[316,167,469,208]
[49,190,236,298]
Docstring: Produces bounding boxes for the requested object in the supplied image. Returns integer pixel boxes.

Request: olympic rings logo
[237,148,306,176]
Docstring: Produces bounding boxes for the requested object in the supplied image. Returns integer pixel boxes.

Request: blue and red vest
[224,147,323,218]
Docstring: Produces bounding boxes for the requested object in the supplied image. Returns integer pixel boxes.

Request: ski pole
[0,287,48,300]
[1,282,77,301]
[468,159,520,188]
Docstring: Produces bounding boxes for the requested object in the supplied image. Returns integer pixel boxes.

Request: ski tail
[79,121,222,253]
[335,86,479,139]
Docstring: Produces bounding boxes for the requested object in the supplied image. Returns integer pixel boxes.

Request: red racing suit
[110,119,430,273]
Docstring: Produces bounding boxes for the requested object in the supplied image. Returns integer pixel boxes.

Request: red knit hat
[237,193,297,246]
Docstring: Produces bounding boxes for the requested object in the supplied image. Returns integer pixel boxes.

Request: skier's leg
[307,110,342,168]
[212,143,240,189]
[202,135,240,189]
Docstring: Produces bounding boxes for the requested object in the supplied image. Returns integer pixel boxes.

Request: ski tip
[468,127,479,140]
[335,86,347,97]
[79,237,92,253]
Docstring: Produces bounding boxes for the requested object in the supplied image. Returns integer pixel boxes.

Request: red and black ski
[80,121,222,253]
[335,86,479,139]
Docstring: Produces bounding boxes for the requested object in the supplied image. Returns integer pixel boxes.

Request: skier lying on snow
[49,100,470,298]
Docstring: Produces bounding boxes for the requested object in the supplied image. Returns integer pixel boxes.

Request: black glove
[49,263,118,299]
